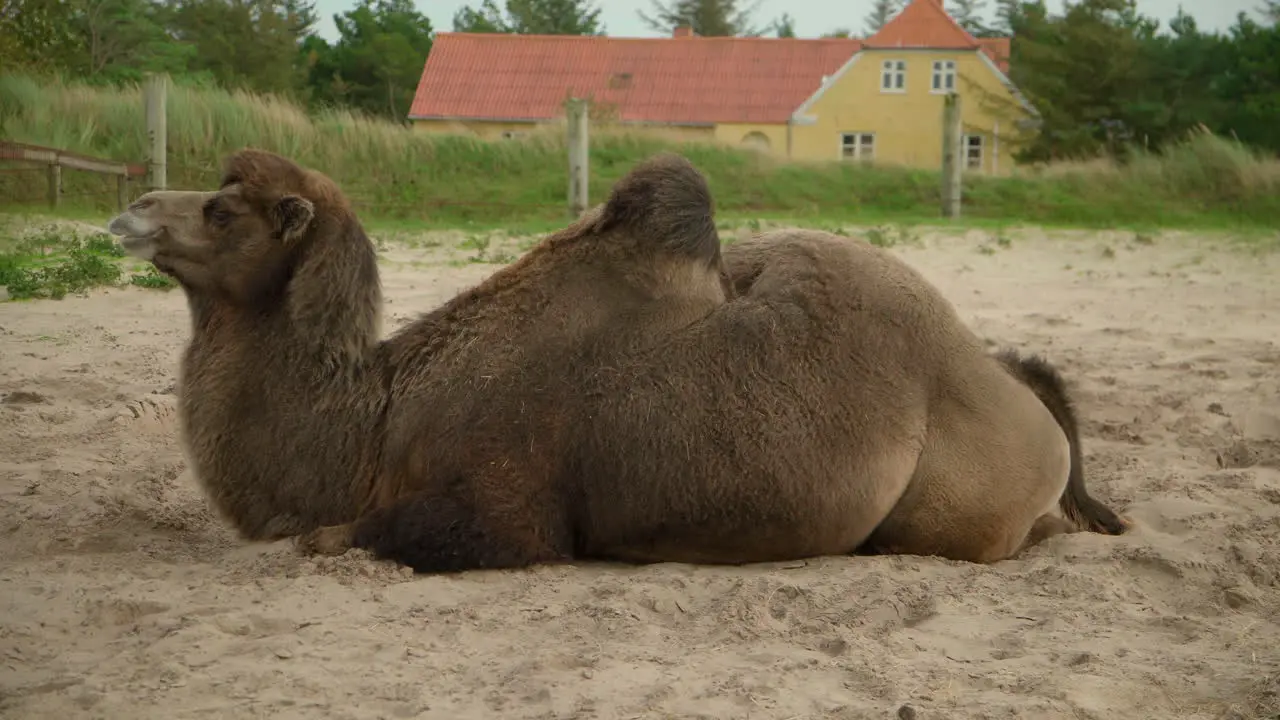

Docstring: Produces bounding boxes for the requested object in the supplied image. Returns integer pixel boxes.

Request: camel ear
[272,195,315,244]
[595,152,719,263]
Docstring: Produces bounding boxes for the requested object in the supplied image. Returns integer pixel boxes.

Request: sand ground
[1,223,1278,720]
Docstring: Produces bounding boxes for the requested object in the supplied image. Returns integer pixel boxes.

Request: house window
[500,130,527,140]
[840,132,875,161]
[881,60,906,92]
[963,134,984,171]
[931,60,956,93]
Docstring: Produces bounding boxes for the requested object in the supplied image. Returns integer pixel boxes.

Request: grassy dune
[2,73,1278,229]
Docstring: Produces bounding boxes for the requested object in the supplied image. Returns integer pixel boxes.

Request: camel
[105,147,1127,574]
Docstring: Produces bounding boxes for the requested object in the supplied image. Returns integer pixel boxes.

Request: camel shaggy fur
[106,147,1126,573]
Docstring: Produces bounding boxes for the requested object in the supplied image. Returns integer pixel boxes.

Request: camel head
[107,188,214,263]
[106,148,369,308]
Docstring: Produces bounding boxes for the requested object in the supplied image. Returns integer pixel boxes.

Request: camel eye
[211,208,233,226]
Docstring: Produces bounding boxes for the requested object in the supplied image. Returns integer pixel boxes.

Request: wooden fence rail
[0,141,147,211]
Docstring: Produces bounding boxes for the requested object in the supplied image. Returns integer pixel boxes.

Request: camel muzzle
[106,211,160,261]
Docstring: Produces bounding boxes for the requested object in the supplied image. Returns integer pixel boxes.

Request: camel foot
[1079,497,1130,535]
[296,523,355,556]
[1016,513,1077,556]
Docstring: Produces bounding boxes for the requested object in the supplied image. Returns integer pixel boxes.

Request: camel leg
[864,402,1073,564]
[868,454,1072,564]
[296,523,356,556]
[298,486,569,574]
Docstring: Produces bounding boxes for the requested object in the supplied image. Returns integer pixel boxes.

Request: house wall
[603,124,717,142]
[411,118,543,140]
[790,48,1034,175]
[411,118,716,143]
[712,123,789,154]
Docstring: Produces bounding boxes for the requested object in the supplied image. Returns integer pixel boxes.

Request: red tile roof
[408,1,1015,125]
[409,33,863,125]
[978,38,1011,73]
[865,0,979,49]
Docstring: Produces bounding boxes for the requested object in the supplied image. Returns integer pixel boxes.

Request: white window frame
[963,133,984,171]
[880,59,906,93]
[931,60,956,93]
[840,132,875,162]
[500,130,528,140]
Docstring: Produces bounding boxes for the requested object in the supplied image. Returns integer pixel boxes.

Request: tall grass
[2,73,1277,228]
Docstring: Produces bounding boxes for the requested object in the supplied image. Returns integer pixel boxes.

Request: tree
[452,0,505,32]
[863,0,903,35]
[1122,8,1228,148]
[1215,12,1280,152]
[309,0,434,119]
[638,0,762,37]
[949,0,991,36]
[453,0,602,34]
[993,0,1169,160]
[821,27,853,38]
[509,0,602,33]
[1258,0,1279,23]
[167,0,319,96]
[771,11,796,37]
[74,0,194,81]
[0,0,87,73]
[992,0,1027,35]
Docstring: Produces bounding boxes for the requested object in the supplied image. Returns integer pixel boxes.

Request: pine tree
[637,0,763,37]
[771,11,796,37]
[1259,0,1280,23]
[992,0,1024,35]
[863,0,903,34]
[506,0,603,34]
[452,0,603,35]
[451,0,505,32]
[949,0,990,36]
[310,0,434,118]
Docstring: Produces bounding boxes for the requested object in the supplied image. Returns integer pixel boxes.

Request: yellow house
[407,0,1039,175]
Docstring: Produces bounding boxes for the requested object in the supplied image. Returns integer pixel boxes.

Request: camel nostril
[107,214,131,236]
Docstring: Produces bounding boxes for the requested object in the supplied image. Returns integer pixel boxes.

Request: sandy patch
[1,226,1277,719]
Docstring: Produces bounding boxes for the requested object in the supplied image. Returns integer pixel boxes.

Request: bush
[0,223,173,300]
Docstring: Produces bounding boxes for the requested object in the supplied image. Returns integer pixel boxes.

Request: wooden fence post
[46,163,61,209]
[565,98,589,218]
[940,92,962,219]
[145,73,168,191]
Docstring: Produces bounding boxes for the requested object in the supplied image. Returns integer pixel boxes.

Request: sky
[310,0,1263,41]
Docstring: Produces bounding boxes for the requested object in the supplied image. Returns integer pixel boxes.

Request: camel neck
[176,304,390,541]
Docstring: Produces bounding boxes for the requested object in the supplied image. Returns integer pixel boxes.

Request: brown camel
[105,147,1126,573]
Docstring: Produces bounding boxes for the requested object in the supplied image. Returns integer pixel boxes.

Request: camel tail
[994,349,1128,535]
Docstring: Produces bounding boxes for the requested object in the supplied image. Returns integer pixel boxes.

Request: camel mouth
[106,212,160,261]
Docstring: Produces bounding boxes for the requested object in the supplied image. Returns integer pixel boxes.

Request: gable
[864,0,980,50]
[791,46,1034,122]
